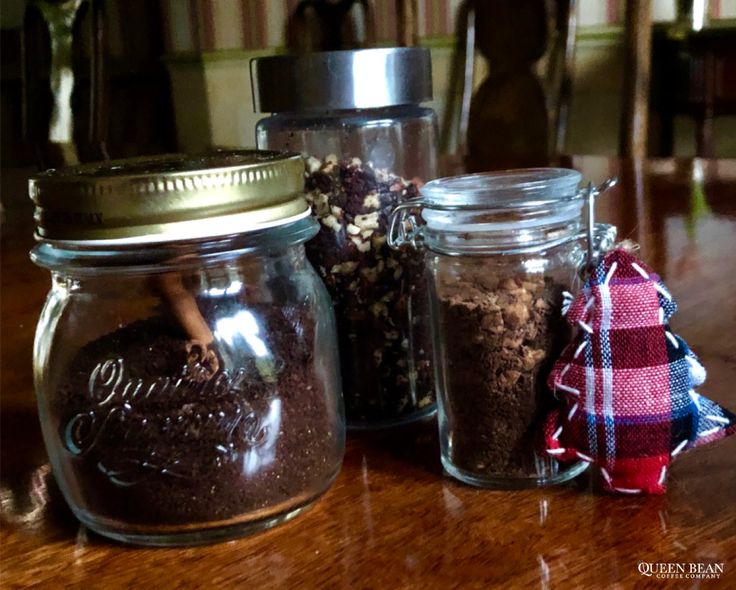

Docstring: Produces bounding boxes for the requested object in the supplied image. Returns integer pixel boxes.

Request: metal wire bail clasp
[582,177,618,275]
[388,200,426,250]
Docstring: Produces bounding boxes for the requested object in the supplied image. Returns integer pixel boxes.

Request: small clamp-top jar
[390,169,616,488]
[30,151,345,545]
[252,48,438,428]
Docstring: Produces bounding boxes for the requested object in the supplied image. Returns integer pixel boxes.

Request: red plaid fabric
[544,248,736,494]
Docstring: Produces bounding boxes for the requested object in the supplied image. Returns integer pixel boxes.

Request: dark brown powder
[438,273,568,477]
[52,300,340,527]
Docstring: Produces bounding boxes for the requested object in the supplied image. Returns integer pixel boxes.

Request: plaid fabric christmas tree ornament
[543,248,736,494]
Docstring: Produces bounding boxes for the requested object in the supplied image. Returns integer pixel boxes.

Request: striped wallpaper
[161,0,736,53]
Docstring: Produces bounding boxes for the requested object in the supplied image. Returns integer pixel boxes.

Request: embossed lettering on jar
[30,152,345,545]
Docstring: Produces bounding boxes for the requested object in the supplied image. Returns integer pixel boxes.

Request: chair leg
[698,50,716,158]
[396,0,419,47]
[620,0,652,158]
[696,113,715,159]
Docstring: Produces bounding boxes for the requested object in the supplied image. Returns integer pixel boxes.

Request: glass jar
[30,152,345,545]
[389,169,617,488]
[252,48,438,428]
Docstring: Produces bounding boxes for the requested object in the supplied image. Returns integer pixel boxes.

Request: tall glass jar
[30,152,345,545]
[252,48,438,428]
[389,169,617,488]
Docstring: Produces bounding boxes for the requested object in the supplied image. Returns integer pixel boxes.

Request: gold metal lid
[29,150,309,243]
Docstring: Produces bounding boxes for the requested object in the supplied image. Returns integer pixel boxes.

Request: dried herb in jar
[303,155,434,425]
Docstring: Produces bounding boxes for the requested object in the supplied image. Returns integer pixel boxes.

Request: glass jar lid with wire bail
[389,168,617,488]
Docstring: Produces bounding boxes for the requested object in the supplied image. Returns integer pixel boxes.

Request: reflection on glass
[0,464,52,527]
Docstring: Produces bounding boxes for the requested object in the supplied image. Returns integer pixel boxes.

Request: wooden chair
[441,0,661,166]
[22,0,106,168]
[440,0,578,172]
[621,1,736,159]
[686,29,736,157]
[286,0,419,52]
[620,0,652,159]
[21,0,175,169]
[651,23,736,158]
[396,0,419,47]
[286,0,376,52]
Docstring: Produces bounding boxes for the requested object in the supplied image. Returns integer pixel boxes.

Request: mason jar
[251,48,438,428]
[389,169,617,488]
[30,151,345,545]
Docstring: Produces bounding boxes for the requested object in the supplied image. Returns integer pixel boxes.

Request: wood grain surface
[1,157,735,589]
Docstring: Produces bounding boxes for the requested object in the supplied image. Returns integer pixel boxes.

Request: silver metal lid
[251,48,433,112]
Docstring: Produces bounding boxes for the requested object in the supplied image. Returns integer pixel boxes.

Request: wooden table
[2,157,735,588]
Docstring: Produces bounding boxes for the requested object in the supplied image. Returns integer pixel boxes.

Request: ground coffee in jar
[55,301,333,526]
[390,169,617,487]
[252,48,439,427]
[30,152,345,545]
[438,271,568,477]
